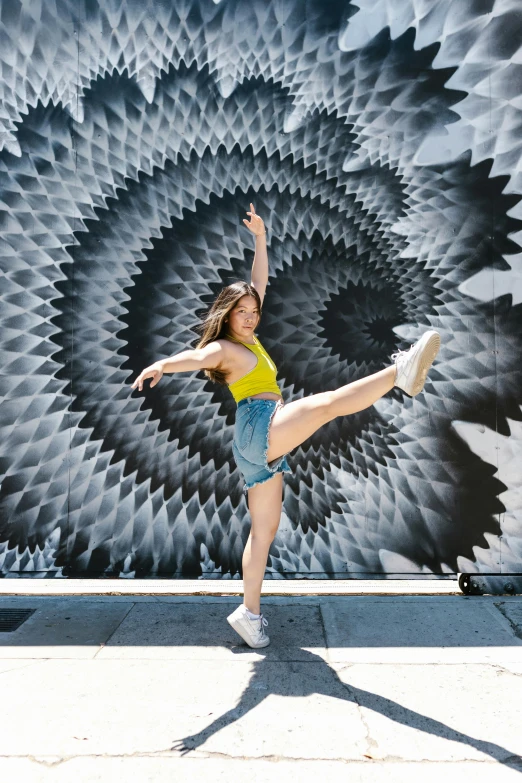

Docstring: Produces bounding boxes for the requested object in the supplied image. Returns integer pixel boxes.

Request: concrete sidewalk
[0,591,522,781]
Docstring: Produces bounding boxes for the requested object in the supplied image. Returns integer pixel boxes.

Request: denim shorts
[232,397,291,492]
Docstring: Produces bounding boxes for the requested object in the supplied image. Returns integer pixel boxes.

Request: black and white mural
[0,0,521,578]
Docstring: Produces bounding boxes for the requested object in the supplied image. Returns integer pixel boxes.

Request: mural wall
[0,0,521,578]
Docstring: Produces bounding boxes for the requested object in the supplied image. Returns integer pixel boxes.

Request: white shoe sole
[227,613,270,648]
[405,330,441,396]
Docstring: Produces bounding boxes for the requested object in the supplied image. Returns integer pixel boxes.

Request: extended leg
[266,365,395,463]
[242,472,283,615]
[267,328,441,463]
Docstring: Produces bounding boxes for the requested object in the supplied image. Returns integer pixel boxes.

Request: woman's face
[226,295,260,341]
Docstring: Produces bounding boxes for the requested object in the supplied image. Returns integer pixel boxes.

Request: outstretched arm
[131,342,226,392]
[243,202,268,304]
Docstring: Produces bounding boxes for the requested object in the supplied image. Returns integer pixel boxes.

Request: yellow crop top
[226,335,282,403]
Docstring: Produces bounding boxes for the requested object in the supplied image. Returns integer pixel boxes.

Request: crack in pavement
[338,679,380,759]
[14,751,522,766]
[0,659,49,677]
[494,603,522,641]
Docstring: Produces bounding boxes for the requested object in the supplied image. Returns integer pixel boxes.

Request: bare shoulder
[213,337,240,361]
[210,338,234,357]
[213,338,246,370]
[197,338,236,371]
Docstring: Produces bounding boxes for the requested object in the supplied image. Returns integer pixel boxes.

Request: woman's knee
[314,390,336,424]
[251,520,279,544]
[249,513,279,541]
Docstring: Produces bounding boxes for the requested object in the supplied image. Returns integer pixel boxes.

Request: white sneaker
[227,604,270,648]
[392,330,441,397]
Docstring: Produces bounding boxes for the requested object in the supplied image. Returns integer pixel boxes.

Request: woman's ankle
[243,601,261,616]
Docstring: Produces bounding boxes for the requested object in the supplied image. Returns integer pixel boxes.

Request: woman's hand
[131,362,164,391]
[242,203,265,236]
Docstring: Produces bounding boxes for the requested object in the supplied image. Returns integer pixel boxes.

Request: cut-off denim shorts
[232,397,292,492]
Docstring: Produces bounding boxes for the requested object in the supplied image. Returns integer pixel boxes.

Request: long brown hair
[196,281,262,385]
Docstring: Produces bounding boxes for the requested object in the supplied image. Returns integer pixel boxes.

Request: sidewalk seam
[92,602,136,658]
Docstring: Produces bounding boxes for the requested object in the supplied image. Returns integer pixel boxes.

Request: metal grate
[0,608,35,632]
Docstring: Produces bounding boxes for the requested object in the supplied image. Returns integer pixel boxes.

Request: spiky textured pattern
[0,0,521,578]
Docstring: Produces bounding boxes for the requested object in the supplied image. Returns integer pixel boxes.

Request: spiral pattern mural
[0,0,521,578]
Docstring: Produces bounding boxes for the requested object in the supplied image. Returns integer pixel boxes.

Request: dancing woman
[132,204,440,648]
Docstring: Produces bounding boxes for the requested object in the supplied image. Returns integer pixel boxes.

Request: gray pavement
[1,592,522,781]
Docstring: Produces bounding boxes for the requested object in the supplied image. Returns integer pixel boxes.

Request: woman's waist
[236,392,283,408]
[237,392,283,404]
[230,378,282,404]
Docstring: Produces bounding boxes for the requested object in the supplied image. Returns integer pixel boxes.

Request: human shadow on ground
[171,646,522,771]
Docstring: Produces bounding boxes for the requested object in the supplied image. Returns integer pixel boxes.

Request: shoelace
[255,615,268,638]
[391,343,414,362]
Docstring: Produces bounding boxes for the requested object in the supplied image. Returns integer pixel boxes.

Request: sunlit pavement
[0,588,521,782]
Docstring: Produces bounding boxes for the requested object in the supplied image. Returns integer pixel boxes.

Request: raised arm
[243,202,268,304]
[131,341,226,392]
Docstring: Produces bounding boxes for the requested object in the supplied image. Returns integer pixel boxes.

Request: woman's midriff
[247,392,283,402]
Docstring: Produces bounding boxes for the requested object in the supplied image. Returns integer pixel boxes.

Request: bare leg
[267,365,395,463]
[242,472,283,615]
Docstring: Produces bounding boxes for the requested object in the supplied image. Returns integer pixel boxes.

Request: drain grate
[0,608,36,632]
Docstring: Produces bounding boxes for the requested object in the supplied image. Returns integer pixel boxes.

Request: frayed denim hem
[243,462,292,493]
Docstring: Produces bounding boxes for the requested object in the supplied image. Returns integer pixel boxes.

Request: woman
[131,204,440,649]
